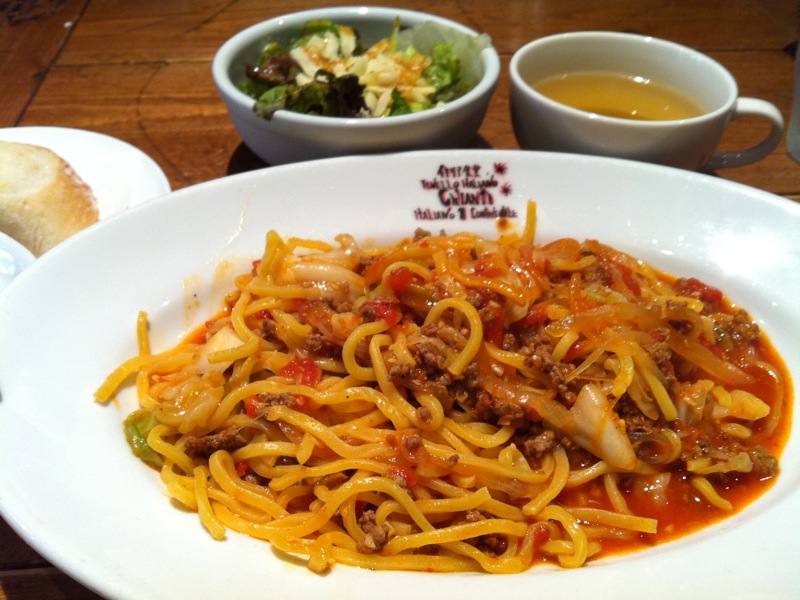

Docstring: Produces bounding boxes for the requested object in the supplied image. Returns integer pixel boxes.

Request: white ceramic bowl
[212,6,500,165]
[508,31,783,170]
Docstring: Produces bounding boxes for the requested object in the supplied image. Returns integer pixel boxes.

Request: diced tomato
[251,259,261,275]
[244,396,261,418]
[385,267,420,294]
[564,339,590,362]
[359,299,403,326]
[616,263,641,297]
[533,522,552,546]
[387,466,418,487]
[253,309,272,320]
[516,304,550,328]
[235,461,250,478]
[484,315,504,347]
[482,302,506,347]
[474,253,505,277]
[281,357,322,387]
[677,277,724,304]
[296,299,338,326]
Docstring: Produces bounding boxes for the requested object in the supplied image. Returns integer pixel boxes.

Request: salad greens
[240,18,491,119]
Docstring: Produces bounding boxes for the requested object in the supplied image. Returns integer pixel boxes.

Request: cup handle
[706,98,784,169]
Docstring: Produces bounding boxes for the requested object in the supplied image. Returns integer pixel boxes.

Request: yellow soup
[533,71,705,121]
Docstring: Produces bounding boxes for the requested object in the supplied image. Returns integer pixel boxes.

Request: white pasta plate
[0,150,798,600]
[0,126,171,219]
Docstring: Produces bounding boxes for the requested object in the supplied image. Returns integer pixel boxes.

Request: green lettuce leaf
[396,21,491,91]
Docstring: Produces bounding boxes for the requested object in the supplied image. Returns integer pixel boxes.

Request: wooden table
[1,0,798,597]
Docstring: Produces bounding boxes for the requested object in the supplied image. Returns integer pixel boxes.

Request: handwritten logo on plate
[415,162,518,221]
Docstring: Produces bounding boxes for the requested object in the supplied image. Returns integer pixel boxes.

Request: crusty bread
[0,140,99,256]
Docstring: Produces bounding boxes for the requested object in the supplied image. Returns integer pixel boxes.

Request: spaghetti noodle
[96,202,790,573]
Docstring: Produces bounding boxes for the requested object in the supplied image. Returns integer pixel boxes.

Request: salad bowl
[212,6,500,165]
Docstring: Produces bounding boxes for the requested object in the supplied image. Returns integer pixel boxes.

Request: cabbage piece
[123,409,163,467]
[396,21,491,91]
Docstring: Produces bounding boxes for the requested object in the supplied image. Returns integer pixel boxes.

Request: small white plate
[0,126,171,219]
[0,232,35,293]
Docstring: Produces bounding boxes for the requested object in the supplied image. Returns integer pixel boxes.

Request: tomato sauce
[553,335,792,562]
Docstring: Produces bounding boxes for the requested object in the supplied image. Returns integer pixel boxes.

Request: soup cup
[509,31,784,170]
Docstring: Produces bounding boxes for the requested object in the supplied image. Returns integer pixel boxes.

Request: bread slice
[0,140,99,256]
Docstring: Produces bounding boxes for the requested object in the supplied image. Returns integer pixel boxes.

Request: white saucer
[0,126,171,219]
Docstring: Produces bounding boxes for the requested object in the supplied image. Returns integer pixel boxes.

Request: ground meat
[707,443,745,463]
[447,363,484,413]
[403,432,424,451]
[387,359,412,379]
[400,337,453,388]
[681,431,748,467]
[184,426,248,457]
[463,289,483,309]
[617,396,660,428]
[304,332,343,358]
[642,344,680,396]
[246,393,301,419]
[413,227,432,241]
[262,317,279,343]
[512,329,576,398]
[560,441,597,469]
[749,445,779,475]
[421,321,466,350]
[521,429,558,459]
[527,339,578,406]
[240,472,262,485]
[416,405,433,425]
[726,309,761,343]
[459,510,508,556]
[316,472,349,488]
[617,397,673,463]
[662,299,698,335]
[331,298,354,314]
[476,394,527,428]
[386,471,409,489]
[645,339,672,366]
[262,393,300,408]
[464,288,504,315]
[581,258,613,287]
[463,509,483,523]
[623,413,662,438]
[415,340,448,371]
[356,510,391,554]
[476,534,508,556]
[359,302,386,322]
[501,332,518,352]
